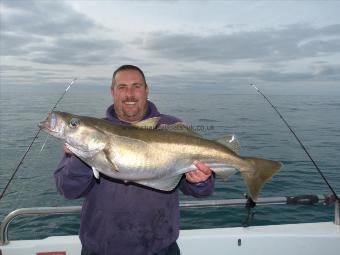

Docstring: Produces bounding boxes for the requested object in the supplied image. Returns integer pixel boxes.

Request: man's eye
[69,118,80,128]
[134,83,145,89]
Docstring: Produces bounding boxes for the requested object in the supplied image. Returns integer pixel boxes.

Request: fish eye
[69,118,80,128]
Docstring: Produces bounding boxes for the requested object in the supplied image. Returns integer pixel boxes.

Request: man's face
[111,69,149,123]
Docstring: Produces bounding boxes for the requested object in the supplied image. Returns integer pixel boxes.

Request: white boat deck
[179,222,340,255]
[1,222,339,255]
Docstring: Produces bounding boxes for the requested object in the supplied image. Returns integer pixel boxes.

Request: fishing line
[251,83,339,201]
[0,78,77,201]
[39,134,50,153]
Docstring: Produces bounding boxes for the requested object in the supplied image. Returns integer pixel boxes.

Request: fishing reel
[242,193,256,227]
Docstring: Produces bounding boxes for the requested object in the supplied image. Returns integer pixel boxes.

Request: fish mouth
[38,112,57,131]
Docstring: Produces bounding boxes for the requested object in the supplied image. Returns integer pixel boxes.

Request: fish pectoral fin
[134,174,183,191]
[240,157,282,201]
[214,134,240,154]
[103,149,119,172]
[132,117,160,129]
[92,167,100,179]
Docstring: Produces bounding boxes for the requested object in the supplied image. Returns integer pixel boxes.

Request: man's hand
[185,160,212,183]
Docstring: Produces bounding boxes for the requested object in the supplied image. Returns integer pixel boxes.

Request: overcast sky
[1,0,340,93]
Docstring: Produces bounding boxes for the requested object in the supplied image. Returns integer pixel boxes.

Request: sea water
[0,83,339,240]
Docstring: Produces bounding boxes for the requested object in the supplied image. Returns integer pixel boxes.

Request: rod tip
[250,84,259,91]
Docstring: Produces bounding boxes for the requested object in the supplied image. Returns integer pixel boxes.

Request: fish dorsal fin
[158,122,201,137]
[215,134,240,154]
[132,117,160,129]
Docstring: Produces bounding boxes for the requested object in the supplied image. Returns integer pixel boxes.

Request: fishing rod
[0,78,77,201]
[251,83,339,202]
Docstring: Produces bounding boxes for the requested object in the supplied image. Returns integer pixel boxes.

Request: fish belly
[85,146,192,181]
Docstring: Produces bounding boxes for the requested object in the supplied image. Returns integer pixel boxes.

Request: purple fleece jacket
[54,101,215,255]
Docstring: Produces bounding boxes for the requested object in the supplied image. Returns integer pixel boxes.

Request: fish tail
[240,157,282,201]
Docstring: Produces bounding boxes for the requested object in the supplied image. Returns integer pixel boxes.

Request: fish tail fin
[240,157,282,201]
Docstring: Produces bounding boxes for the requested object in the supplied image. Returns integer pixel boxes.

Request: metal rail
[0,206,81,245]
[1,194,338,245]
[180,194,335,208]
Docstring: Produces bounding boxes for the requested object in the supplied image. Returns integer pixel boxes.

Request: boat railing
[1,194,339,245]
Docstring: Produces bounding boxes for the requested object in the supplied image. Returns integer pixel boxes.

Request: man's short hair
[111,65,147,88]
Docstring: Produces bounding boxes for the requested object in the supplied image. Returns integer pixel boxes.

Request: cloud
[148,63,339,91]
[301,38,340,55]
[138,23,340,86]
[1,0,95,36]
[1,1,339,87]
[142,24,340,63]
[0,64,33,72]
[0,0,122,65]
[313,64,340,81]
[29,37,122,66]
[0,32,42,56]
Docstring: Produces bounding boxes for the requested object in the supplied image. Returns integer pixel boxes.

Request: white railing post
[335,199,340,225]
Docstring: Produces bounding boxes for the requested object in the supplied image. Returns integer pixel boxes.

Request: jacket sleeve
[179,174,215,198]
[54,154,95,199]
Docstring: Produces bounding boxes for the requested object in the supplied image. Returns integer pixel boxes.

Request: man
[54,65,215,255]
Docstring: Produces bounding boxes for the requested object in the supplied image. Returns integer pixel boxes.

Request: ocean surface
[0,83,339,241]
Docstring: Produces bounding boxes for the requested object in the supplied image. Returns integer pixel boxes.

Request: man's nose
[125,86,134,96]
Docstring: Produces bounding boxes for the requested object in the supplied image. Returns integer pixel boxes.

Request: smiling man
[54,65,215,255]
[111,67,149,123]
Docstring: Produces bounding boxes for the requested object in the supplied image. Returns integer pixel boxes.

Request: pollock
[39,112,282,200]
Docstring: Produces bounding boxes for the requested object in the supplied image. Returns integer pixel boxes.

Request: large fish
[39,112,282,200]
